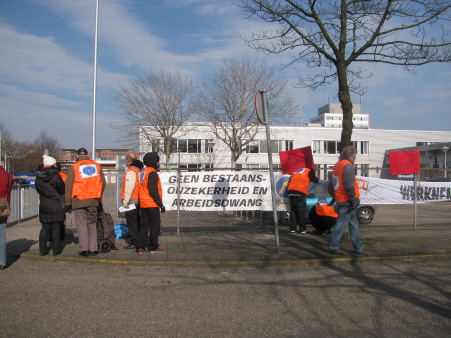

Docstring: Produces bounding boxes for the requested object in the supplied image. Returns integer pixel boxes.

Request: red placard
[279,146,315,174]
[389,150,420,175]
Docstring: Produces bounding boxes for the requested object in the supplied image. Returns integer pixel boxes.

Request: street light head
[441,146,449,153]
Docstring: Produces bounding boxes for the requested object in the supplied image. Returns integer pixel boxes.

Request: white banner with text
[160,172,451,211]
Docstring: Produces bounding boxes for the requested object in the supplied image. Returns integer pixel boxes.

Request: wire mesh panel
[103,169,276,233]
[98,167,451,233]
[357,168,450,229]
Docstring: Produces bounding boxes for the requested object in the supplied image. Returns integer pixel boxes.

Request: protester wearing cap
[35,155,66,256]
[121,153,144,250]
[65,148,106,257]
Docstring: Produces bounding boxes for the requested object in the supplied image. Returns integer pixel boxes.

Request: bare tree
[34,130,62,158]
[0,121,15,172]
[239,0,451,147]
[195,57,300,168]
[113,70,196,168]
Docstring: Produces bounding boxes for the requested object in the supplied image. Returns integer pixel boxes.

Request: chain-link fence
[99,169,276,233]
[7,168,451,232]
[356,168,450,229]
[96,167,450,233]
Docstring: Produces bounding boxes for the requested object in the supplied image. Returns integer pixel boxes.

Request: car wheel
[356,206,374,225]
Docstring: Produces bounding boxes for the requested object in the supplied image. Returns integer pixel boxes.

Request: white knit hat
[43,155,57,167]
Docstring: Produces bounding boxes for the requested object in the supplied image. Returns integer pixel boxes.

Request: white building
[310,103,370,129]
[140,122,450,180]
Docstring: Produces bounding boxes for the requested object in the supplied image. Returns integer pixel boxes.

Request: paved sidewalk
[5,217,451,268]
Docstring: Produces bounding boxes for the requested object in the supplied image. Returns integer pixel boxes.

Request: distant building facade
[310,103,370,129]
[139,122,450,180]
[56,148,134,170]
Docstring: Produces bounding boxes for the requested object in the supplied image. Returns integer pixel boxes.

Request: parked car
[13,178,29,185]
[279,181,377,225]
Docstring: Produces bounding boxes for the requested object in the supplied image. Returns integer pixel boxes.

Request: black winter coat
[35,167,66,224]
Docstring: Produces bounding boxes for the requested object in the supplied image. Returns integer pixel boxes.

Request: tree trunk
[337,62,353,149]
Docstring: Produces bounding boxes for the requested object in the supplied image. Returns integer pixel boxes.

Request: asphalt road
[1,259,450,337]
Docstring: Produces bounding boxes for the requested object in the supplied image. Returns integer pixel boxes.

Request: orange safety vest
[71,159,103,200]
[59,172,67,183]
[332,159,360,202]
[121,166,141,200]
[139,167,162,208]
[315,200,338,218]
[287,168,311,194]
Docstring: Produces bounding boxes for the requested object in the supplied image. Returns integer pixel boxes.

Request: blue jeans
[0,217,7,265]
[329,207,363,253]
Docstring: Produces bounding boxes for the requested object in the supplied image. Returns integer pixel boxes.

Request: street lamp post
[442,146,449,178]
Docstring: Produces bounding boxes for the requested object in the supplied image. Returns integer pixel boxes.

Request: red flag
[279,146,315,174]
[389,151,420,175]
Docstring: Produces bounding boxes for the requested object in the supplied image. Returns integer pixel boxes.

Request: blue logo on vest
[82,165,96,176]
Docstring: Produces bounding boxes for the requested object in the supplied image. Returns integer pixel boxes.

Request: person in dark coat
[35,155,66,256]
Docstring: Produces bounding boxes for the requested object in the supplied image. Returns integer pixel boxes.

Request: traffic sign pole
[255,90,280,254]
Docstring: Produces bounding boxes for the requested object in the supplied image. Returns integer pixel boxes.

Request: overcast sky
[1,0,450,150]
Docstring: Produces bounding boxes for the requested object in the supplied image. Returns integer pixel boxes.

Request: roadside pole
[255,90,280,254]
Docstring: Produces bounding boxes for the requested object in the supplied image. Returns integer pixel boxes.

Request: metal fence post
[413,173,418,229]
[176,167,181,235]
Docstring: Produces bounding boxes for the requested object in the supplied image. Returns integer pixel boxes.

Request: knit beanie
[43,155,56,167]
[143,152,160,169]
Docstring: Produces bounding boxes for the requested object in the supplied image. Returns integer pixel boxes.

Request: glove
[65,205,72,213]
[160,206,166,214]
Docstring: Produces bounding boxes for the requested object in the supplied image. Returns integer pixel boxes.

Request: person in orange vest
[137,152,165,254]
[121,153,143,250]
[287,167,319,233]
[328,146,363,255]
[56,162,67,241]
[56,162,67,183]
[308,199,338,235]
[65,148,106,257]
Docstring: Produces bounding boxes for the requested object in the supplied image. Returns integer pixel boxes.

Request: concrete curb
[19,252,451,269]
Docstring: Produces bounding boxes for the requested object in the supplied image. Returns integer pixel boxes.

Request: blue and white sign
[79,165,99,178]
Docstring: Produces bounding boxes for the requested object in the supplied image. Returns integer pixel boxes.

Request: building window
[188,139,201,153]
[285,140,293,151]
[325,141,337,154]
[246,141,259,153]
[260,140,279,153]
[246,140,294,153]
[151,138,163,153]
[352,141,369,155]
[188,164,201,171]
[312,140,321,154]
[169,139,204,153]
[205,140,214,153]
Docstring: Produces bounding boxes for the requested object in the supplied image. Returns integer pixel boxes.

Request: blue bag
[114,223,130,239]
